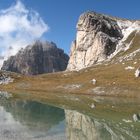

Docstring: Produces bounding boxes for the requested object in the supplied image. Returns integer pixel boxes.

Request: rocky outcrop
[1,41,69,75]
[0,72,14,85]
[67,11,123,70]
[67,11,140,71]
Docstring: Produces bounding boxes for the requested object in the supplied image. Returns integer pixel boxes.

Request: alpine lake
[0,91,140,140]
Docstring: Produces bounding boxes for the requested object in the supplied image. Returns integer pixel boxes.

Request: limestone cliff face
[67,12,123,70]
[1,41,69,75]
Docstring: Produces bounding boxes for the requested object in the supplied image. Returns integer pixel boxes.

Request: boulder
[135,67,140,77]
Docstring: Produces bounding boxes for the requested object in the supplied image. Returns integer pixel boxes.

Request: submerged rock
[63,84,81,90]
[91,103,96,109]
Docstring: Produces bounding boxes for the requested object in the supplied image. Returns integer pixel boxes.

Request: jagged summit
[80,11,139,22]
[1,40,69,75]
[67,11,140,71]
[77,11,123,38]
[25,40,57,51]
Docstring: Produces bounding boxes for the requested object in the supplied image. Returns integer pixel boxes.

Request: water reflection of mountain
[0,99,65,131]
[65,110,140,140]
[0,98,140,140]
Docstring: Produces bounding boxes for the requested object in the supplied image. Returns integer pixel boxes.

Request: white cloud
[0,0,49,67]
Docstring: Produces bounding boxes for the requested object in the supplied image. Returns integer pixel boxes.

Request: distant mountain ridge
[1,41,69,75]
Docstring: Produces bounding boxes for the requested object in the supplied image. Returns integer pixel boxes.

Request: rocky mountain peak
[77,11,123,38]
[67,11,140,71]
[1,41,69,75]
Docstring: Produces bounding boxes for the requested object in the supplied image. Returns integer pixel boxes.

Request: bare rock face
[1,41,69,75]
[67,11,123,71]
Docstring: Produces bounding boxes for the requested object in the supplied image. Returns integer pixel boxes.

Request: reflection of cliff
[0,100,65,131]
[65,110,100,140]
[65,110,139,140]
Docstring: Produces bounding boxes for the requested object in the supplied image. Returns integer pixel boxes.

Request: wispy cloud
[0,0,49,67]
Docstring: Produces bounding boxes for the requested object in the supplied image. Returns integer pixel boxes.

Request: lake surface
[0,92,140,140]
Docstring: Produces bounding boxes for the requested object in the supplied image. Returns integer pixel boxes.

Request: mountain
[67,11,140,71]
[1,41,69,75]
[0,11,140,97]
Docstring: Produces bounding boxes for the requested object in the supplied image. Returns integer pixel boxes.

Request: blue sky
[0,0,140,56]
